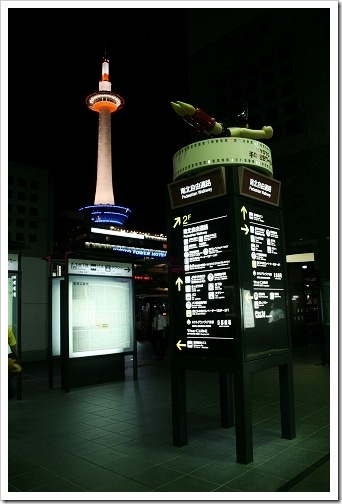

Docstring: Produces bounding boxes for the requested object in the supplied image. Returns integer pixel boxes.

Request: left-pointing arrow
[177,340,186,350]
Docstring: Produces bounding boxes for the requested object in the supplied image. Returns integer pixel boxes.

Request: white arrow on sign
[177,340,186,350]
[245,292,253,302]
[173,217,181,228]
[241,206,247,220]
[241,224,249,235]
[175,277,184,291]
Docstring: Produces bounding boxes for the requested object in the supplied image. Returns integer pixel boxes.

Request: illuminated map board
[8,253,19,272]
[67,258,134,358]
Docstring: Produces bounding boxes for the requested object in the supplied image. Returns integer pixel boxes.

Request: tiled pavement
[5,341,334,498]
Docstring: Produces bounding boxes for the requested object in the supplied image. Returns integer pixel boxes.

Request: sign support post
[171,366,188,447]
[219,373,234,428]
[167,164,296,463]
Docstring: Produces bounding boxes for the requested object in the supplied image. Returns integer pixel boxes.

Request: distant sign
[8,254,19,271]
[68,258,132,277]
[168,167,226,209]
[239,166,281,206]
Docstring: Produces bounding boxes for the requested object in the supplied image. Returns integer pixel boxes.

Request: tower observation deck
[79,57,131,226]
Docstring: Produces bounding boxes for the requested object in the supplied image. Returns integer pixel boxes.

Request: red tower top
[85,57,124,113]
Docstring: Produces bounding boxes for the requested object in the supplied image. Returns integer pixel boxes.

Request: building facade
[8,162,54,361]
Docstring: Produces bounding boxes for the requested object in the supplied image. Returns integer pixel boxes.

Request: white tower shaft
[94,107,115,205]
[86,57,124,208]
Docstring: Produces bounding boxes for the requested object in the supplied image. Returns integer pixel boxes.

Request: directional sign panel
[68,258,132,277]
[168,166,289,363]
[237,198,289,358]
[170,199,236,359]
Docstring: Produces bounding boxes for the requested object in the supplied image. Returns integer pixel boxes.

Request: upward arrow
[241,206,247,220]
[175,277,184,291]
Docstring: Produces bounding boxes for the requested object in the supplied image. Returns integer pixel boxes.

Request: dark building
[8,162,54,360]
[8,162,54,256]
[182,8,330,356]
[53,210,169,296]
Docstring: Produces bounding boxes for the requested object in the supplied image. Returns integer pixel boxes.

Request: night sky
[7,7,192,233]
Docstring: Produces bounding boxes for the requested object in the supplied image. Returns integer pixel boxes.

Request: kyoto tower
[79,56,131,226]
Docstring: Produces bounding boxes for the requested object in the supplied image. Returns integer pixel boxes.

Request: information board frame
[68,274,134,358]
[59,256,137,391]
[66,258,134,359]
[51,276,63,357]
[8,252,22,399]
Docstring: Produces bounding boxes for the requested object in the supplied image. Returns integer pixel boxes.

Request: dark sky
[8,7,191,233]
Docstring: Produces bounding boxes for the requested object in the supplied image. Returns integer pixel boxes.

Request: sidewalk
[7,342,332,496]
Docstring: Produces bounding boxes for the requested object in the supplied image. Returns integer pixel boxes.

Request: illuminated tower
[79,56,131,226]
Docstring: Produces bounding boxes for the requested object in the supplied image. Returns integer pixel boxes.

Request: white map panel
[68,275,133,357]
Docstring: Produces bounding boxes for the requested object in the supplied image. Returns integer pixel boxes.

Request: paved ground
[6,341,333,497]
